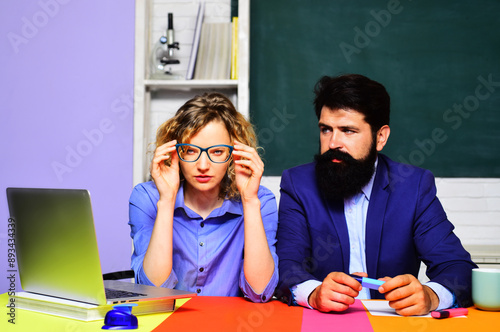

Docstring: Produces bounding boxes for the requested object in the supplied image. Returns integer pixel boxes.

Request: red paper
[153,296,304,332]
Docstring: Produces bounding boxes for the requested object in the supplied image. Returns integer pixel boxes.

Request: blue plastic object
[349,274,385,290]
[102,303,139,330]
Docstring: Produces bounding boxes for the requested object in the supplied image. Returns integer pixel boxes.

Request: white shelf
[145,79,238,90]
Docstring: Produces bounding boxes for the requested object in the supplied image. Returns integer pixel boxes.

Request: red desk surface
[154,296,500,332]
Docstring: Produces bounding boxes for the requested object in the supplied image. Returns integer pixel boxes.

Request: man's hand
[308,272,365,312]
[378,274,439,316]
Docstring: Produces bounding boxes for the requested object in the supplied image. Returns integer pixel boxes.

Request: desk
[2,293,500,332]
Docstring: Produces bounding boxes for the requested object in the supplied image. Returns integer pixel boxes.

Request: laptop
[6,187,195,306]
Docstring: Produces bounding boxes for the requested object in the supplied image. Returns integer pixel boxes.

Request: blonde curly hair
[155,92,258,200]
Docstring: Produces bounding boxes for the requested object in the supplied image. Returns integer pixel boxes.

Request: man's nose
[329,131,343,150]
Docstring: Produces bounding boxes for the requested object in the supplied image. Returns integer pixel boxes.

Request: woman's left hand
[232,140,263,201]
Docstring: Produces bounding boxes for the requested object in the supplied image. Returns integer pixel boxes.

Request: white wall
[436,178,500,246]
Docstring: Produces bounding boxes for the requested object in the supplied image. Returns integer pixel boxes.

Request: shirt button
[199,267,204,272]
[200,222,204,227]
[262,295,266,301]
[199,242,204,247]
[197,288,201,293]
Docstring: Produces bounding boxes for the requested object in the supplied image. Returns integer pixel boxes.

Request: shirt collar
[360,156,378,201]
[174,182,243,219]
[174,182,187,210]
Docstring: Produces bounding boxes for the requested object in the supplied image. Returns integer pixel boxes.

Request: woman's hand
[232,140,263,201]
[233,141,274,295]
[143,140,179,287]
[150,140,180,201]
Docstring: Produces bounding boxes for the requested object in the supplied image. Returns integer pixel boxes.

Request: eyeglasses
[175,144,233,163]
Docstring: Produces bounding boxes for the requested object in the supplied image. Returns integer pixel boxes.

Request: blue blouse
[128,181,279,302]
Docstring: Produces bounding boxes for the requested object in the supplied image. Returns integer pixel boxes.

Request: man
[276,74,476,316]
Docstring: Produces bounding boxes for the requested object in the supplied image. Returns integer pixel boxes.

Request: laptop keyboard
[105,288,147,299]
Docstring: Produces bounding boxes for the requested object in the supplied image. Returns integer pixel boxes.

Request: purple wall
[0,0,135,293]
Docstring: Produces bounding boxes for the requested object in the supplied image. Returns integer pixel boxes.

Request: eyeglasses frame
[175,143,234,163]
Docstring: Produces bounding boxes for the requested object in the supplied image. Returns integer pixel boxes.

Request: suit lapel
[366,155,390,279]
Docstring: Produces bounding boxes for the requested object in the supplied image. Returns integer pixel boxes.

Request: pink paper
[301,300,374,332]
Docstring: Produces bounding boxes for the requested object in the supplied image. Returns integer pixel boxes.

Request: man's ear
[375,125,390,152]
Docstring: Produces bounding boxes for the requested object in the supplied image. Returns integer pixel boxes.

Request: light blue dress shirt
[292,159,454,310]
[129,181,279,302]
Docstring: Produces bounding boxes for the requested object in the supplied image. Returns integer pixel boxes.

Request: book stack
[186,2,238,80]
[14,292,176,321]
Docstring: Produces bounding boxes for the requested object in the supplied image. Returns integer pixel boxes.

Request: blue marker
[349,274,385,290]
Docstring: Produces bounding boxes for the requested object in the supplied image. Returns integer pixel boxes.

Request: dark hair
[313,74,390,132]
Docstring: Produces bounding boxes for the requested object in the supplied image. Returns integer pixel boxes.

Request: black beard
[314,144,377,201]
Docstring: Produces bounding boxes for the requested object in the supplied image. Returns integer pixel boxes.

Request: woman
[129,92,278,302]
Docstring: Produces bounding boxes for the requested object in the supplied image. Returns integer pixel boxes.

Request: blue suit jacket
[276,154,475,307]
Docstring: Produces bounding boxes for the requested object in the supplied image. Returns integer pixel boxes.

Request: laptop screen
[7,188,107,305]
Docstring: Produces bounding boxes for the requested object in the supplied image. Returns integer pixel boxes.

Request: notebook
[6,187,195,306]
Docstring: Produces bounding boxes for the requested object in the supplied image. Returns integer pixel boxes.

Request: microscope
[151,13,182,79]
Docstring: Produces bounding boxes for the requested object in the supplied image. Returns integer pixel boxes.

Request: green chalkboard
[250,0,500,177]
